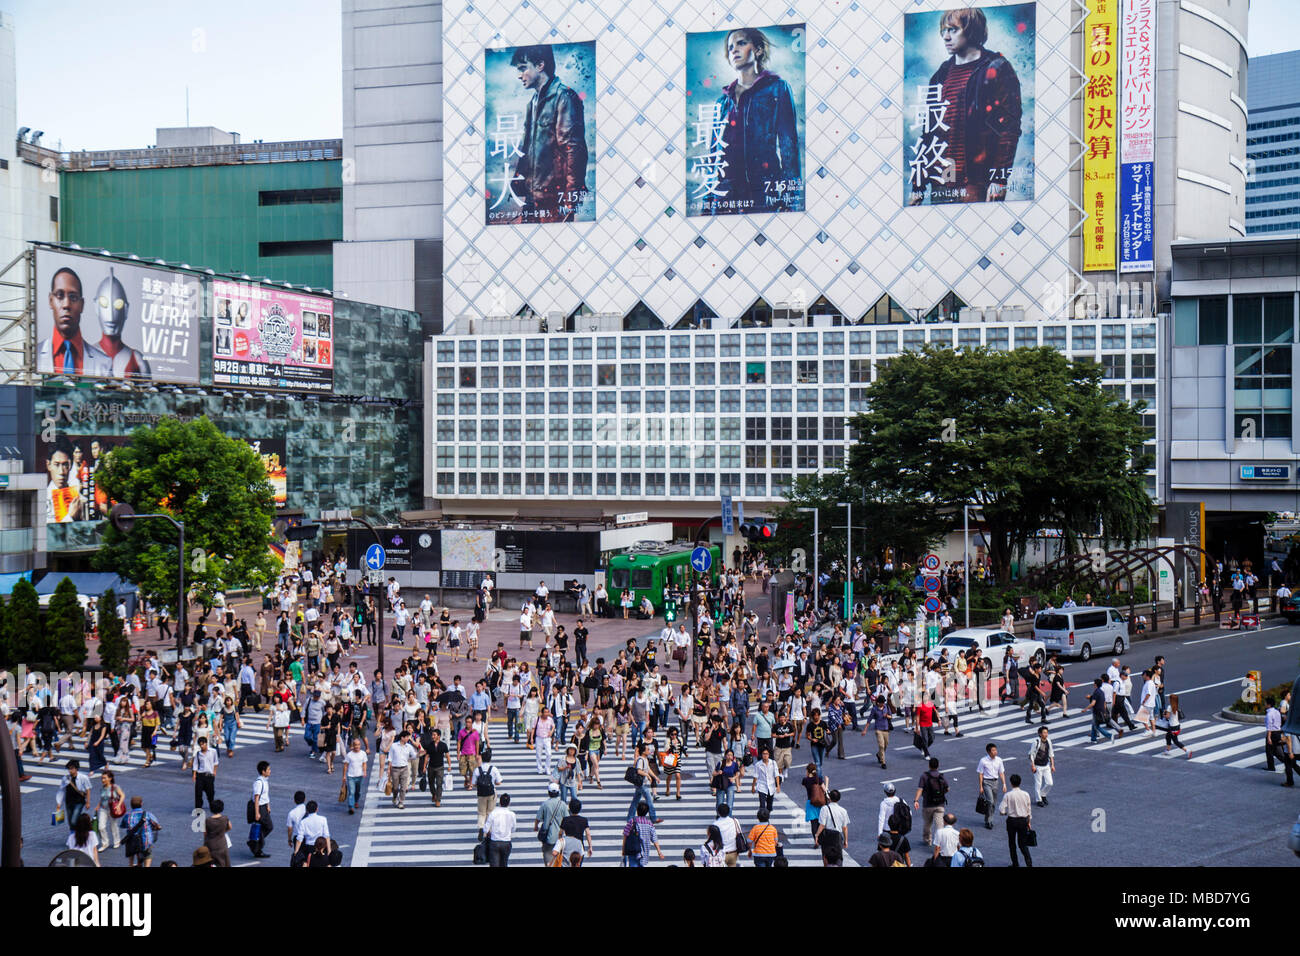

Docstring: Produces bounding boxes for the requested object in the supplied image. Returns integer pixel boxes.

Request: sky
[0,0,1294,152]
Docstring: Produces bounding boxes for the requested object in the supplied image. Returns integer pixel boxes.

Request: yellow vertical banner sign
[1083,0,1119,271]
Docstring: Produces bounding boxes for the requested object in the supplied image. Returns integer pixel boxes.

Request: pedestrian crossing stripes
[5,722,282,798]
[919,700,1287,772]
[351,734,858,867]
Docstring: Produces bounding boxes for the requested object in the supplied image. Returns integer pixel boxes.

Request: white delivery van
[1032,606,1128,662]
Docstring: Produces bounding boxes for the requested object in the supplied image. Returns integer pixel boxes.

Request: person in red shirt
[915,698,937,758]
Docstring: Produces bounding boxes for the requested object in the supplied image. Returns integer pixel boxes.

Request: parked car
[924,627,1046,671]
[1033,606,1128,662]
[1280,593,1300,624]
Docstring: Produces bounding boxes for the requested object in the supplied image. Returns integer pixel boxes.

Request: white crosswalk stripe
[351,735,856,867]
[929,702,1286,771]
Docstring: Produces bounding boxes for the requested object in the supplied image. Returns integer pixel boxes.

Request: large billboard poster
[1083,0,1119,271]
[35,249,201,384]
[686,23,806,217]
[1119,0,1155,273]
[903,4,1036,206]
[484,41,596,225]
[41,433,287,525]
[211,281,334,393]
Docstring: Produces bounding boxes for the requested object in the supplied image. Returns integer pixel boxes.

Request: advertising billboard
[1119,0,1155,273]
[41,434,286,525]
[484,40,596,225]
[211,281,334,393]
[903,3,1036,205]
[35,249,201,384]
[1083,0,1119,271]
[685,23,806,217]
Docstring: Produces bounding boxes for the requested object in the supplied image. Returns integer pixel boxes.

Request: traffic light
[740,521,778,541]
[284,523,320,542]
[664,600,676,623]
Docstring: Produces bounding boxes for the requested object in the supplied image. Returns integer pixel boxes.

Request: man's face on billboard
[49,271,84,339]
[727,32,757,71]
[517,58,545,90]
[941,22,971,55]
[47,450,71,487]
[90,440,101,460]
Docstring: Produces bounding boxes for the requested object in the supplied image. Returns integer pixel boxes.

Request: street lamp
[110,503,186,655]
[837,502,852,619]
[797,507,819,615]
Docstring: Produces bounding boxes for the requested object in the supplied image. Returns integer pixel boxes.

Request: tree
[93,416,278,623]
[46,576,87,671]
[97,588,130,674]
[847,346,1153,585]
[4,576,41,665]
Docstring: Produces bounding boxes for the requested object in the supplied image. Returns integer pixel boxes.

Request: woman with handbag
[613,696,632,760]
[714,748,742,813]
[139,700,161,768]
[800,762,828,838]
[93,769,126,851]
[661,727,687,800]
[321,703,341,774]
[585,715,605,788]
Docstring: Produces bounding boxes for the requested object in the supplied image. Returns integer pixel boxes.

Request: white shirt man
[1106,660,1122,685]
[296,807,330,852]
[1279,583,1293,603]
[535,582,549,602]
[935,816,961,861]
[420,596,433,620]
[878,788,900,836]
[714,810,740,849]
[483,801,517,841]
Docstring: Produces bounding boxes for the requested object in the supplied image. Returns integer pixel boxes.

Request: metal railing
[61,139,343,171]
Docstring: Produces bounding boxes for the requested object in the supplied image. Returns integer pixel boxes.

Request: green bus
[606,542,722,611]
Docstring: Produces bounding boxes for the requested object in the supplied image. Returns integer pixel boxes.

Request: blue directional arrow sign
[365,543,387,571]
[691,546,713,574]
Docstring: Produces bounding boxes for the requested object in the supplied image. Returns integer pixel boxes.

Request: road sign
[365,543,386,571]
[922,553,941,572]
[366,568,384,586]
[721,494,734,536]
[736,500,744,527]
[691,546,713,573]
[924,596,942,613]
[923,576,941,593]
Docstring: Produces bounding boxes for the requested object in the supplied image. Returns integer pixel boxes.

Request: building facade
[59,128,343,291]
[1246,50,1300,236]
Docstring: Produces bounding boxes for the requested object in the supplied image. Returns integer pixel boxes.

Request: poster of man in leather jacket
[904,4,1035,205]
[686,24,806,217]
[485,41,596,224]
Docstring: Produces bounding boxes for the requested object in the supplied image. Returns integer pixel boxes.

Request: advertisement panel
[1119,0,1155,273]
[211,281,334,393]
[35,249,201,384]
[484,40,596,225]
[41,434,285,524]
[903,4,1036,205]
[1083,0,1119,271]
[685,23,806,217]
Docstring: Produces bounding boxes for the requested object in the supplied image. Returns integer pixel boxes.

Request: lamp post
[110,503,186,655]
[798,507,819,615]
[837,502,852,619]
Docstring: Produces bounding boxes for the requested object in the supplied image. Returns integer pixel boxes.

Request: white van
[1032,606,1128,661]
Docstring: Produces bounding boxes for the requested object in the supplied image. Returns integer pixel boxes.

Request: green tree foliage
[847,346,1153,585]
[93,416,277,618]
[5,576,42,665]
[97,588,130,674]
[46,576,87,671]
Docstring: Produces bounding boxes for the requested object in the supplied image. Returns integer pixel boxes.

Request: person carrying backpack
[621,801,663,867]
[470,749,503,835]
[950,828,985,868]
[878,781,912,856]
[912,757,949,846]
[814,788,850,866]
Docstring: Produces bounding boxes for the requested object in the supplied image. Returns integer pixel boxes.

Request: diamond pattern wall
[443,0,1078,325]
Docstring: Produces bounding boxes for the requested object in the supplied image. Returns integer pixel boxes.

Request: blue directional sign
[365,543,387,571]
[721,494,734,536]
[736,500,744,527]
[691,546,713,574]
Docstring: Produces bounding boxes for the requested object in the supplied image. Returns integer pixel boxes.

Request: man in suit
[38,266,111,377]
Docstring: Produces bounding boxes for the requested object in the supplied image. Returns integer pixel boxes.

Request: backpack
[958,846,985,868]
[889,799,912,835]
[924,772,947,806]
[475,765,496,797]
[622,823,642,858]
[122,814,147,858]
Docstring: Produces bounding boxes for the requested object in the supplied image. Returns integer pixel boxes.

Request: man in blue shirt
[751,700,775,758]
[469,681,492,721]
[861,694,893,769]
[303,690,324,758]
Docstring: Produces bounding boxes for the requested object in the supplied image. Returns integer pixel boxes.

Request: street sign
[736,500,744,527]
[366,568,384,586]
[923,576,941,593]
[365,543,386,572]
[690,546,713,573]
[922,553,941,572]
[924,596,942,613]
[615,511,648,524]
[721,494,734,536]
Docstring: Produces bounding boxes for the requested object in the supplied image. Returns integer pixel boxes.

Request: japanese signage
[484,41,596,225]
[1084,0,1119,271]
[247,437,288,509]
[35,249,201,384]
[1240,465,1292,481]
[1119,0,1155,273]
[903,4,1036,205]
[211,281,334,393]
[685,23,806,217]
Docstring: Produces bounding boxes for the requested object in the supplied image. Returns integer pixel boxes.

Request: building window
[458,421,477,442]
[645,445,665,468]
[772,417,792,440]
[503,339,522,362]
[670,335,691,357]
[597,337,617,359]
[646,363,665,385]
[823,331,844,354]
[746,474,767,496]
[645,472,666,495]
[549,419,569,441]
[665,473,686,496]
[697,391,717,413]
[436,446,455,468]
[745,390,766,412]
[1071,325,1096,351]
[720,473,741,496]
[958,328,981,350]
[850,330,871,353]
[876,331,898,354]
[771,361,792,384]
[797,447,818,469]
[437,472,455,494]
[719,390,740,413]
[597,364,617,386]
[623,365,641,387]
[525,420,544,442]
[797,416,818,441]
[1102,324,1127,350]
[550,366,568,387]
[523,472,543,495]
[746,446,768,469]
[549,338,568,360]
[670,391,690,413]
[503,366,522,389]
[572,473,591,495]
[621,337,641,359]
[573,365,592,387]
[674,362,694,385]
[572,418,592,441]
[1131,353,1155,379]
[645,336,665,358]
[772,446,792,469]
[720,334,741,356]
[797,332,819,355]
[480,473,499,494]
[481,341,499,362]
[549,474,569,495]
[746,333,767,356]
[746,361,766,384]
[526,339,545,362]
[1131,322,1157,349]
[720,445,741,469]
[436,368,454,389]
[480,446,499,468]
[525,446,545,469]
[771,388,792,412]
[573,446,592,469]
[797,360,819,383]
[850,359,871,383]
[695,474,715,495]
[458,446,477,469]
[746,417,767,440]
[526,366,545,388]
[1234,314,1293,438]
[1042,326,1066,349]
[481,420,499,441]
[645,391,665,413]
[797,388,818,412]
[1014,327,1037,349]
[850,387,869,412]
[986,328,1008,351]
[437,395,454,416]
[929,328,953,348]
[597,472,617,495]
[573,392,592,414]
[1100,353,1125,378]
[621,445,641,468]
[259,239,334,258]
[502,473,522,495]
[525,393,544,415]
[903,329,926,351]
[437,341,455,363]
[481,367,499,389]
[720,362,742,384]
[459,474,477,494]
[770,333,792,356]
[573,337,592,359]
[718,417,740,441]
[503,420,521,442]
[824,446,844,468]
[772,473,793,496]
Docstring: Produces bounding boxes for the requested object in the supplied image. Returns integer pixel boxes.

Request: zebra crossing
[6,722,282,798]
[930,699,1281,772]
[352,733,854,867]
